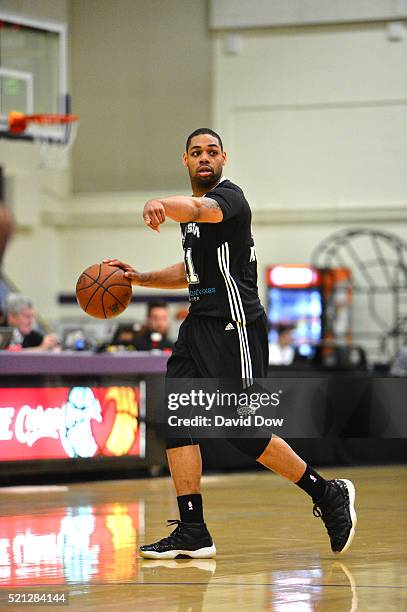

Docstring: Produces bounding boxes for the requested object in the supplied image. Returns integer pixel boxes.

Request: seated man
[3,293,59,351]
[110,323,141,348]
[134,300,174,352]
[269,324,297,366]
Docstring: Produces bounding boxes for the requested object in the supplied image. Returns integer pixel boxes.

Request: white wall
[212,20,407,360]
[213,22,407,211]
[210,0,407,29]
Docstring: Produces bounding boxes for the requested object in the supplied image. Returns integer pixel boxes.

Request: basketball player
[105,128,356,558]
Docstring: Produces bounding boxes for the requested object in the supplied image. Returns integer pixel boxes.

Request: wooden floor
[0,465,406,611]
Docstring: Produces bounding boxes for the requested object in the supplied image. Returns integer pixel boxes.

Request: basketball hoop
[8,111,79,170]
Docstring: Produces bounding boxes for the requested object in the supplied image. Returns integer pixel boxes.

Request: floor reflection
[326,561,358,612]
[269,560,357,612]
[139,559,216,612]
[269,566,324,610]
[0,501,144,585]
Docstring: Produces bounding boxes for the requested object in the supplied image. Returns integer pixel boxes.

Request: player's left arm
[143,196,222,231]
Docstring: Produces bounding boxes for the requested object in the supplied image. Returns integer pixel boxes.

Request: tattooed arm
[143,196,223,231]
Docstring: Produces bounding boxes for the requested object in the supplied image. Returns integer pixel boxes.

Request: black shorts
[167,312,269,381]
[165,312,271,459]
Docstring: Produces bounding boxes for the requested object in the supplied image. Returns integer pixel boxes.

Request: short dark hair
[147,300,168,315]
[276,324,294,336]
[186,128,223,152]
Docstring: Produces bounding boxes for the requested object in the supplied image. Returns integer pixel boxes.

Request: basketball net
[8,112,79,170]
[30,121,79,170]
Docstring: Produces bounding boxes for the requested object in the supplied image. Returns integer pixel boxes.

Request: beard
[191,165,223,191]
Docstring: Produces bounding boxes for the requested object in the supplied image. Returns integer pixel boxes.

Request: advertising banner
[0,385,145,460]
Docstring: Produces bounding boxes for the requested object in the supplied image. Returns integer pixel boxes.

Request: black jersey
[180,179,264,323]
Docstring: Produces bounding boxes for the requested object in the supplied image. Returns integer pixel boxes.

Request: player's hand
[103,259,143,285]
[143,199,166,232]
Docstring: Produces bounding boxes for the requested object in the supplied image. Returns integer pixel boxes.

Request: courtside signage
[0,385,145,460]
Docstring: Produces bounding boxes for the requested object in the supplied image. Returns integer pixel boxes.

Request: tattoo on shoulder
[203,197,220,210]
[194,197,220,220]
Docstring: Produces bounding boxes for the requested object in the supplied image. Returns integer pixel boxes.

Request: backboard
[0,11,69,141]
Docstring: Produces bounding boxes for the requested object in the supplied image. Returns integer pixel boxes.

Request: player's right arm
[103,259,188,289]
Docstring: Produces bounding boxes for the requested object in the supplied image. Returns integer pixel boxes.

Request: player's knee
[226,437,269,460]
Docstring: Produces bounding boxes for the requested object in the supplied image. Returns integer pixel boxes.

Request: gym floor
[0,465,405,611]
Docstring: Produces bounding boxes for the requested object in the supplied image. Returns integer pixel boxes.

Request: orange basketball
[76,263,132,319]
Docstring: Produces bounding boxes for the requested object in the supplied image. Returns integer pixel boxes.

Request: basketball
[76,263,132,319]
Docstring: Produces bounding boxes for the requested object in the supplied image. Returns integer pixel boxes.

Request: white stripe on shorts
[217,242,253,387]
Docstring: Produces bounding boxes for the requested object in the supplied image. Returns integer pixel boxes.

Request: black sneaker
[140,520,216,559]
[313,479,357,554]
